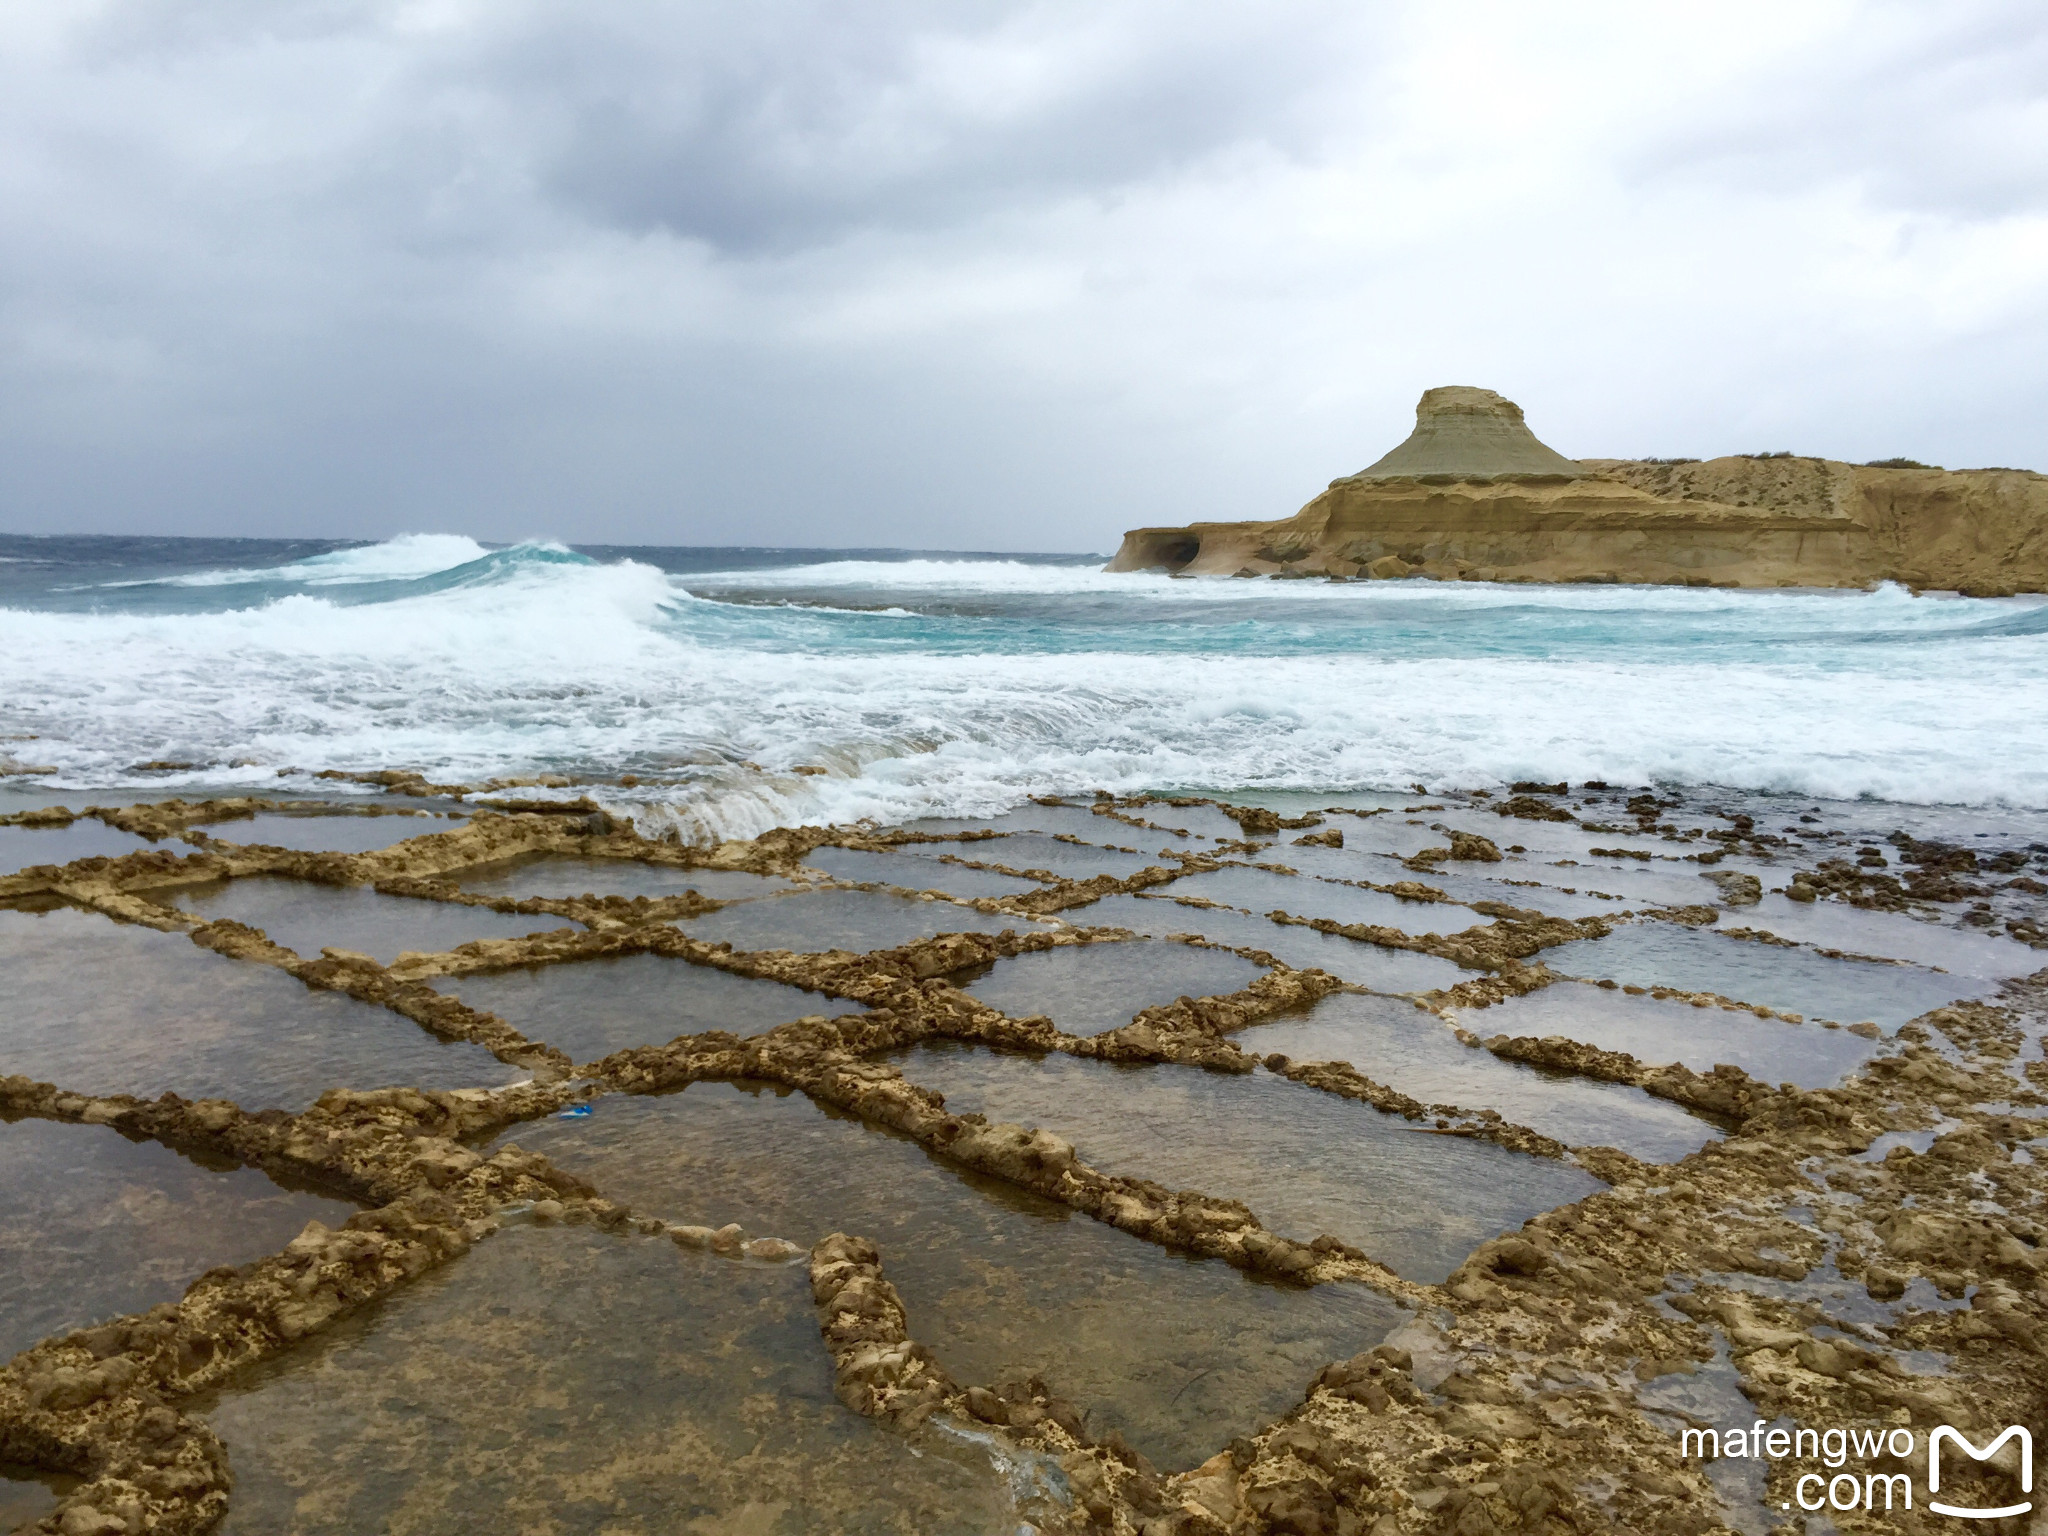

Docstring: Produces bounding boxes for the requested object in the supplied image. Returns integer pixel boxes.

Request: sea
[4,531,2048,840]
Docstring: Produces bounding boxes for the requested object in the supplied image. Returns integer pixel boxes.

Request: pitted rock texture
[6,783,2048,1534]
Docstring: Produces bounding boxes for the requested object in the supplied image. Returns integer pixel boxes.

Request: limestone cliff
[1108,387,2048,593]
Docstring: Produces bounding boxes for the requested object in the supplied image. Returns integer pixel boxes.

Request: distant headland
[1107,386,2048,594]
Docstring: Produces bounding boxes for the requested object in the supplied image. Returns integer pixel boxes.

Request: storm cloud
[2,1,2043,548]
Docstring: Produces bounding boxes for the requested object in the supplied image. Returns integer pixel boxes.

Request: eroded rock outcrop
[1109,386,2047,592]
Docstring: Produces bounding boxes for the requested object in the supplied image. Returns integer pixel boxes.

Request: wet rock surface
[888,1040,1603,1282]
[434,952,864,1063]
[676,886,1043,952]
[200,1223,1027,1534]
[1,820,155,869]
[455,852,795,902]
[1246,991,1725,1164]
[960,939,1269,1038]
[1458,978,1887,1090]
[1084,892,1476,993]
[165,877,583,965]
[0,907,525,1110]
[484,1082,1404,1468]
[0,1121,359,1362]
[2,782,2044,1535]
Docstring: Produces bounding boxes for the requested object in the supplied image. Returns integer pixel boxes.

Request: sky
[1,1,2044,552]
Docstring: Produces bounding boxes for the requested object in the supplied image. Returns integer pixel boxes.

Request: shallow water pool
[201,1223,1033,1535]
[1545,919,1984,1027]
[439,953,862,1062]
[0,819,155,871]
[491,1084,1402,1469]
[188,811,462,854]
[0,1117,358,1360]
[0,907,524,1108]
[168,877,583,963]
[891,1040,1604,1283]
[1079,893,1474,994]
[961,938,1265,1036]
[676,887,1039,954]
[1243,992,1724,1162]
[456,855,794,903]
[1454,979,1886,1089]
[1170,865,1469,936]
[804,845,1045,898]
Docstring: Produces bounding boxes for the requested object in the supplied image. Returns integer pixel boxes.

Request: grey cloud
[60,0,1387,252]
[1620,5,2048,218]
[516,4,1383,250]
[0,1,2043,547]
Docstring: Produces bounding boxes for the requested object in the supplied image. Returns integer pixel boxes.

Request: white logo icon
[1929,1426,2033,1520]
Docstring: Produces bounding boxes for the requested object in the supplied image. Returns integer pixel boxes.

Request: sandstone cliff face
[1108,389,2048,592]
[1588,456,2048,593]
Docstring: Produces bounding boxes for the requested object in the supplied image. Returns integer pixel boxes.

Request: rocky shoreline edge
[1,780,2043,1534]
[1109,388,2048,594]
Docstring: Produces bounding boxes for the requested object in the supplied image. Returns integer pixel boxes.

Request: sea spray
[3,536,2046,827]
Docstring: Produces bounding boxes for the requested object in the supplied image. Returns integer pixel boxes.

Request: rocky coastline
[1108,388,2048,594]
[3,778,2045,1533]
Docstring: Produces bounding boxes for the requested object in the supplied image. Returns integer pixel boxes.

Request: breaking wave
[4,535,2047,835]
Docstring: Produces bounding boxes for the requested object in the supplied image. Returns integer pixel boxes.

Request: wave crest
[3,538,2045,818]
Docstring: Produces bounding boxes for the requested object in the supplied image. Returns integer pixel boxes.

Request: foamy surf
[3,534,2047,828]
[159,533,506,587]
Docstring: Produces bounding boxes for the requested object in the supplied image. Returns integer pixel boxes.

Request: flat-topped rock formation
[1109,387,2048,593]
[1355,385,1587,479]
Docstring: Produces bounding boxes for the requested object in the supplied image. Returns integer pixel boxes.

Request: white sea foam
[4,537,2045,834]
[684,557,1123,592]
[161,533,503,587]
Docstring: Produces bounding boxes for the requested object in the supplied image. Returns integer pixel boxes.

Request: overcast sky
[2,1,2044,551]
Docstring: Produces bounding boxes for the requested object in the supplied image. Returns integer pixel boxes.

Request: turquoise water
[4,534,2047,843]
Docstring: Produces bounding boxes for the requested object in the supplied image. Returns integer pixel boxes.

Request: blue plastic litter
[556,1104,593,1118]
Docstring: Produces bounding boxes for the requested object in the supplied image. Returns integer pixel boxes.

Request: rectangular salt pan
[1,819,155,870]
[168,877,583,963]
[0,1118,358,1361]
[1080,894,1472,994]
[961,940,1265,1037]
[1735,893,2044,982]
[0,908,524,1110]
[1544,920,1984,1028]
[971,833,1173,879]
[1528,857,1751,909]
[456,856,794,903]
[203,1225,1026,1534]
[1274,818,1445,861]
[804,846,1045,898]
[1243,992,1723,1163]
[892,1042,1602,1285]
[996,801,1150,841]
[901,803,1167,842]
[1456,980,1885,1090]
[491,1085,1403,1470]
[1122,801,1255,843]
[188,812,461,854]
[677,888,1038,954]
[438,954,862,1063]
[1358,864,1628,921]
[1169,865,1462,935]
